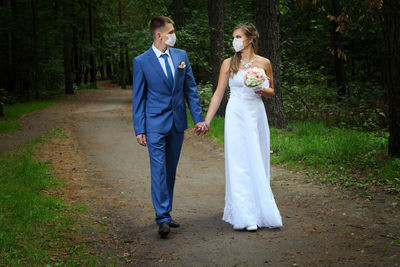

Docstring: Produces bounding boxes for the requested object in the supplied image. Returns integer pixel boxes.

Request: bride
[204,22,283,231]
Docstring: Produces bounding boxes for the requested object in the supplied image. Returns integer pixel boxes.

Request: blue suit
[132,46,204,224]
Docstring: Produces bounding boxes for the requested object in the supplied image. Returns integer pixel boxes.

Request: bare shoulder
[255,55,271,67]
[221,58,231,72]
[223,57,232,65]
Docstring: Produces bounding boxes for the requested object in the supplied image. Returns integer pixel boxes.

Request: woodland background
[0,0,399,186]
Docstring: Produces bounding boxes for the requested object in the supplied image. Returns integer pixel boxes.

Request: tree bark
[88,3,96,87]
[0,101,3,117]
[72,1,82,86]
[7,0,15,94]
[106,62,112,80]
[208,0,227,116]
[330,0,347,98]
[125,46,132,85]
[384,0,400,157]
[119,0,126,89]
[99,54,105,80]
[169,0,185,29]
[31,0,39,98]
[256,0,287,128]
[63,0,73,94]
[283,0,295,86]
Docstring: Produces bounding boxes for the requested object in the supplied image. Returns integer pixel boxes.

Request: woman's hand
[255,87,274,97]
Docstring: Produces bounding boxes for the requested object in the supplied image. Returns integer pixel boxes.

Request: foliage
[197,83,214,112]
[281,61,387,131]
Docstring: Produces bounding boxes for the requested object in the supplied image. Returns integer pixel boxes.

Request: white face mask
[165,33,176,47]
[232,37,245,52]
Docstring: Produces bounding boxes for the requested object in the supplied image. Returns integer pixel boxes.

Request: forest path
[2,81,399,266]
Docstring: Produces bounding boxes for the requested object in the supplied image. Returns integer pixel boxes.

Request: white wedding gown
[222,69,283,229]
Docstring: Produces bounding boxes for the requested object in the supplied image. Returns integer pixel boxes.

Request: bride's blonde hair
[229,22,259,75]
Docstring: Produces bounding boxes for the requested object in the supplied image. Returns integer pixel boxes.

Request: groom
[132,16,208,238]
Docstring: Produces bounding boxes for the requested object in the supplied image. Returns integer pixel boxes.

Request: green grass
[187,110,225,145]
[0,98,66,135]
[0,129,102,266]
[75,83,104,92]
[3,99,66,119]
[188,112,400,194]
[0,121,20,134]
[270,122,399,192]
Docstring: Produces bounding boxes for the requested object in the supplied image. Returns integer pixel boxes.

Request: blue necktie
[161,54,174,88]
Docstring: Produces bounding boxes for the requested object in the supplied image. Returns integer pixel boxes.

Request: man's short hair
[149,16,174,38]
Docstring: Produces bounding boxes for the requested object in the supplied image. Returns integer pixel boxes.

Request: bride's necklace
[240,58,254,68]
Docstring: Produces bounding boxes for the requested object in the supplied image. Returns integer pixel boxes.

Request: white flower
[244,67,268,88]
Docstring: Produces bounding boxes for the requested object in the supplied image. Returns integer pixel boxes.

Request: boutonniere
[178,61,186,69]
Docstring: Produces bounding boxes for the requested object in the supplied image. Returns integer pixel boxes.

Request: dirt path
[2,81,399,266]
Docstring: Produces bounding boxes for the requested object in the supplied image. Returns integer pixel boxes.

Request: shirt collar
[152,44,171,58]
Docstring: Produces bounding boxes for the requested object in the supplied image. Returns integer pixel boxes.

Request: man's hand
[194,121,209,136]
[136,133,147,146]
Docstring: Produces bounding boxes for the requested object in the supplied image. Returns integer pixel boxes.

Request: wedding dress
[222,69,283,229]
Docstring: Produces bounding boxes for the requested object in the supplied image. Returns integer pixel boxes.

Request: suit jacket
[132,47,204,135]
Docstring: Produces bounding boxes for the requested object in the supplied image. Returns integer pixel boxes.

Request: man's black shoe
[158,222,170,238]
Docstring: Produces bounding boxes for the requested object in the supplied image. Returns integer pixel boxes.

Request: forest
[0,0,399,177]
[1,0,400,265]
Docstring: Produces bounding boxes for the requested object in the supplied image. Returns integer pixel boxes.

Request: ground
[1,81,399,266]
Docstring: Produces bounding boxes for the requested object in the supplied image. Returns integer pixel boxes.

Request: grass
[0,98,66,135]
[270,121,399,193]
[3,99,66,119]
[0,129,103,266]
[0,121,20,134]
[188,111,400,195]
[187,110,225,145]
[75,83,104,92]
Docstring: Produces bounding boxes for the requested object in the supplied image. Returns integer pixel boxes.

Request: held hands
[136,122,209,145]
[194,121,210,136]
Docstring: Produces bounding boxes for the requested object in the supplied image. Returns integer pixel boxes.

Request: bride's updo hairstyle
[229,22,259,75]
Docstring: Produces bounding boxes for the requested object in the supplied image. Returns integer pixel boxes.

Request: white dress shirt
[152,44,175,78]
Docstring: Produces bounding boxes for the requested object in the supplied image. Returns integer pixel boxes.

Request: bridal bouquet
[244,67,268,92]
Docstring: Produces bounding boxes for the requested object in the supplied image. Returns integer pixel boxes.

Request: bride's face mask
[232,37,246,52]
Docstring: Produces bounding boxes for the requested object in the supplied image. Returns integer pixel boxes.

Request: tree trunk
[330,0,347,98]
[384,0,400,157]
[119,0,126,89]
[63,0,73,94]
[256,0,287,128]
[208,0,227,116]
[106,62,112,80]
[7,0,15,94]
[31,0,39,98]
[72,1,82,86]
[88,4,96,87]
[125,46,132,85]
[283,0,295,86]
[99,54,105,80]
[0,101,3,117]
[169,0,185,29]
[84,66,89,84]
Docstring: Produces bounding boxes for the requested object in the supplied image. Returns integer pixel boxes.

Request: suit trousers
[146,125,184,224]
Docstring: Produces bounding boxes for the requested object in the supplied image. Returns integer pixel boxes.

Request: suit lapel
[146,48,170,88]
[169,48,180,92]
